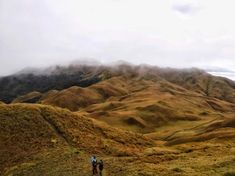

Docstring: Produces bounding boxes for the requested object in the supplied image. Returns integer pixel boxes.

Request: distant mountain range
[1,64,235,104]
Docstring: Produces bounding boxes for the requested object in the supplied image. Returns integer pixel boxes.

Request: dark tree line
[0,72,102,103]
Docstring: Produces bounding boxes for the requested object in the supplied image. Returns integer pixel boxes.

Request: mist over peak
[69,58,102,66]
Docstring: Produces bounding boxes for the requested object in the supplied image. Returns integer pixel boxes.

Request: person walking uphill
[91,156,98,175]
[98,160,104,176]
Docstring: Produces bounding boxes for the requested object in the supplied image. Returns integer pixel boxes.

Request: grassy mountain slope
[1,64,235,175]
[0,103,152,175]
[13,71,235,133]
[0,65,108,103]
[158,68,235,103]
[1,103,234,176]
[2,64,235,104]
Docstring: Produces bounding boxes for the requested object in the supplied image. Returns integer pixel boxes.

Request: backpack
[92,158,97,167]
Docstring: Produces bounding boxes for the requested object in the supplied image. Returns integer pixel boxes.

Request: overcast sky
[1,0,235,79]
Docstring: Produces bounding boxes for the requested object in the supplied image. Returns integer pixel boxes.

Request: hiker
[91,156,98,175]
[98,160,104,176]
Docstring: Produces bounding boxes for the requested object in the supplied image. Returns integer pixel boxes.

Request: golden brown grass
[12,75,231,141]
[0,103,153,175]
[12,91,42,103]
[4,68,235,175]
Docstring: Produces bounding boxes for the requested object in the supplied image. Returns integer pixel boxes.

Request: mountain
[0,65,109,103]
[9,65,235,132]
[1,64,235,104]
[1,64,235,175]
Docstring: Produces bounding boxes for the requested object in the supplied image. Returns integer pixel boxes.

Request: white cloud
[0,0,235,78]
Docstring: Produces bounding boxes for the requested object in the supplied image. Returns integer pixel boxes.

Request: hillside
[0,65,108,103]
[0,103,152,175]
[1,103,235,175]
[11,65,235,133]
[2,64,235,105]
[1,64,235,175]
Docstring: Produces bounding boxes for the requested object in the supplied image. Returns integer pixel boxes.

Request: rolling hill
[2,64,235,104]
[0,103,152,175]
[1,64,235,175]
[9,65,235,133]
